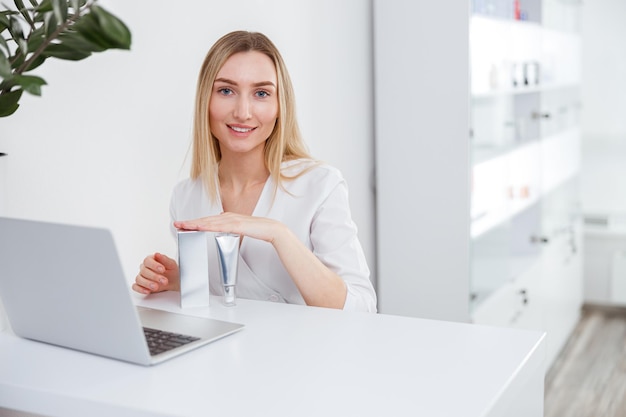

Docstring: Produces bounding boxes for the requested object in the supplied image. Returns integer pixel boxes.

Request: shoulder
[281,159,345,186]
[171,177,204,200]
[277,159,348,206]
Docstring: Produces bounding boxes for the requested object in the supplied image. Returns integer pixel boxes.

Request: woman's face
[209,51,279,157]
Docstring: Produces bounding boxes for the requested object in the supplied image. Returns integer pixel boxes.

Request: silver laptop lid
[0,217,152,364]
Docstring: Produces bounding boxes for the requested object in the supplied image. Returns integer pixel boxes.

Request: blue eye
[218,88,233,95]
[256,90,269,98]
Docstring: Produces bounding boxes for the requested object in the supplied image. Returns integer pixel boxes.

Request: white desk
[0,292,545,417]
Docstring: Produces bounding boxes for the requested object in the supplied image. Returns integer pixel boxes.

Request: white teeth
[231,126,253,133]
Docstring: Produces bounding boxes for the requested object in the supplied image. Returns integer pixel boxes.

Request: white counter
[0,292,545,417]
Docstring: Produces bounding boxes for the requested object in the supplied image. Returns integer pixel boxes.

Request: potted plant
[0,0,131,117]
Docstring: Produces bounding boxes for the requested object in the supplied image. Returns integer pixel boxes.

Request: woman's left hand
[174,212,284,244]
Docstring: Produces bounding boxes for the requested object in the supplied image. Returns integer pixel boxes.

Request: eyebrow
[214,77,276,89]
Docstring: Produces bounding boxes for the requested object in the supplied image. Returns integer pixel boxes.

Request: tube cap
[223,285,236,306]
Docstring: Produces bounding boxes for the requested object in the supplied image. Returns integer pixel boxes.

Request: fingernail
[159,278,167,285]
[150,283,157,290]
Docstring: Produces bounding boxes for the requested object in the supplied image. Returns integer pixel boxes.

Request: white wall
[581,0,626,139]
[580,0,626,305]
[0,0,376,287]
[580,0,626,215]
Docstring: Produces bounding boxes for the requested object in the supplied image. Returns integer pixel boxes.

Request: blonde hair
[191,31,312,202]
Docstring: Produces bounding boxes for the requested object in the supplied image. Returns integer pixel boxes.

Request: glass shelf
[471,84,580,166]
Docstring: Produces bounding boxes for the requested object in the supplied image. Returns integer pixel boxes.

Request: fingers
[174,213,244,234]
[143,254,166,274]
[132,282,153,295]
[173,220,200,231]
[132,254,170,295]
[133,271,166,294]
[154,252,177,270]
[174,214,281,244]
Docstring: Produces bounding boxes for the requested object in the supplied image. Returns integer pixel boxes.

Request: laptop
[0,217,244,366]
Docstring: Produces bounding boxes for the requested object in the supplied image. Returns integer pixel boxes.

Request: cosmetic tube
[178,231,210,308]
[215,233,240,306]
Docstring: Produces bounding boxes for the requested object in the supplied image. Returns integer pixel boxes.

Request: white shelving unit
[469,1,583,370]
[373,1,583,369]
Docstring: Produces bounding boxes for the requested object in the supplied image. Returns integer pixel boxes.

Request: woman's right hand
[132,252,180,294]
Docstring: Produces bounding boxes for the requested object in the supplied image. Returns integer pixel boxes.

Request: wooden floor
[545,304,626,417]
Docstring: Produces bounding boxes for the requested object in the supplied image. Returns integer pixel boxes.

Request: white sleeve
[168,186,179,240]
[310,178,377,313]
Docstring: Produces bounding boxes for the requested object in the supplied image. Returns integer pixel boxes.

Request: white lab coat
[169,159,377,312]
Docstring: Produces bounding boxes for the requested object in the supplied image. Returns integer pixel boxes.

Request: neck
[218,150,269,190]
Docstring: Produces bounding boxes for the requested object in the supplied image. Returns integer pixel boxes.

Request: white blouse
[169,159,377,313]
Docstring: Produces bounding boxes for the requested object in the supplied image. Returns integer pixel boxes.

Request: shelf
[470,14,580,97]
[472,81,580,99]
[471,128,579,239]
[472,137,539,166]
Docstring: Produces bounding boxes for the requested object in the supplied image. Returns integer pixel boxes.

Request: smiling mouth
[229,125,255,133]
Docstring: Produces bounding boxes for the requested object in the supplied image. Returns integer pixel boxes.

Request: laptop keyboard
[143,327,201,356]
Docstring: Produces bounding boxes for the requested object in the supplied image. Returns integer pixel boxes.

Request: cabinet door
[473,203,545,332]
[540,177,583,366]
[472,257,545,333]
[472,280,521,328]
[511,258,545,332]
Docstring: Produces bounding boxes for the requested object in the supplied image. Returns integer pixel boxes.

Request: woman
[133,31,376,312]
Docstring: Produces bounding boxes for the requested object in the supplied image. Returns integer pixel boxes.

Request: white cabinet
[373,1,471,322]
[469,1,583,371]
[373,2,583,370]
[473,177,581,368]
[581,139,626,306]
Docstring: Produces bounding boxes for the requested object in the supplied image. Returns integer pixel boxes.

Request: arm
[306,178,377,312]
[174,176,377,312]
[174,213,348,309]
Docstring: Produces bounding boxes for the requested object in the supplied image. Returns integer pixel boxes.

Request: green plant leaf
[8,16,29,56]
[9,51,25,70]
[0,50,11,78]
[43,11,57,37]
[0,78,15,91]
[43,43,91,60]
[58,30,105,52]
[50,0,67,25]
[13,74,46,95]
[73,13,109,49]
[0,36,9,57]
[91,5,131,50]
[36,0,53,13]
[0,89,23,117]
[8,15,25,40]
[27,26,46,52]
[14,0,35,29]
[22,53,46,72]
[33,7,47,23]
[0,13,10,30]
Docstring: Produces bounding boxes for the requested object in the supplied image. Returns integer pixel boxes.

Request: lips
[229,125,255,133]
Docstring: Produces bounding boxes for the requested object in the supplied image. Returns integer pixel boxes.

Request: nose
[233,95,252,121]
